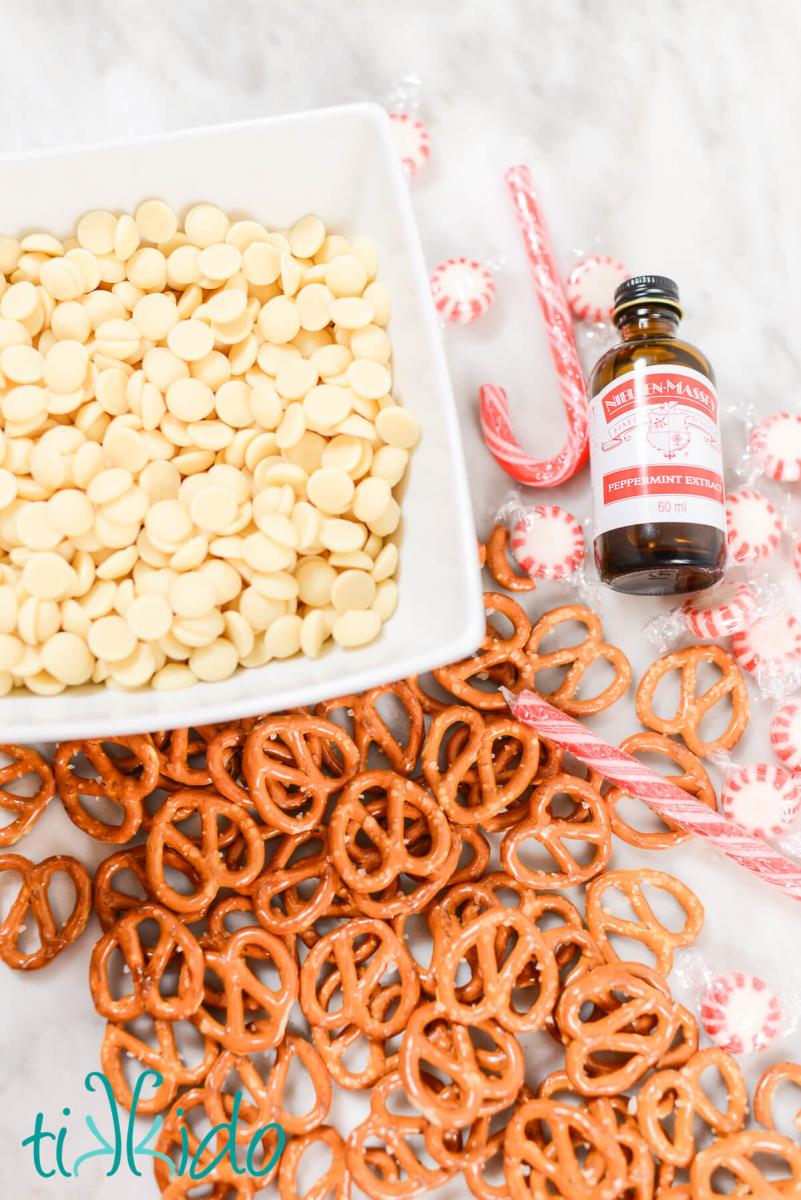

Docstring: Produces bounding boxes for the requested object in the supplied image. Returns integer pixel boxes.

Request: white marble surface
[2,0,801,1194]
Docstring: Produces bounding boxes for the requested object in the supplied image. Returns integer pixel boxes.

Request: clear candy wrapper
[674,951,799,1057]
[385,75,431,178]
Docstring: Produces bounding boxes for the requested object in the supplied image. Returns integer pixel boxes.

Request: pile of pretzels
[0,524,798,1199]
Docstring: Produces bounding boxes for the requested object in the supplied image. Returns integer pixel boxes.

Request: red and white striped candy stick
[503,687,801,902]
[479,165,589,487]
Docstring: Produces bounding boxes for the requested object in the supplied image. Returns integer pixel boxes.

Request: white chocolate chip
[87,614,136,662]
[375,405,421,449]
[332,608,381,648]
[289,215,326,259]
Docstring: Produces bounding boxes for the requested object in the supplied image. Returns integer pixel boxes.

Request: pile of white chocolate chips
[0,202,419,695]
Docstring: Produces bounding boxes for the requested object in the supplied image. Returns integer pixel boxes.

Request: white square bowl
[0,103,483,741]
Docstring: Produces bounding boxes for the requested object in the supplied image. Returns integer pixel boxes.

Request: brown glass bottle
[588,276,726,596]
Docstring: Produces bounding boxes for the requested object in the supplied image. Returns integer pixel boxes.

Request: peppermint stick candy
[479,164,589,487]
[503,687,801,902]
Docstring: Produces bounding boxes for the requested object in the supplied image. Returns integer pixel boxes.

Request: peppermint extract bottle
[588,275,726,595]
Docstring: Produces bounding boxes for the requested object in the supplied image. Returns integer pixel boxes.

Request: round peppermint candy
[699,972,783,1055]
[681,582,757,640]
[721,763,801,839]
[430,257,495,325]
[725,488,781,563]
[732,612,801,675]
[388,112,431,177]
[565,256,630,324]
[750,411,801,482]
[770,698,801,771]
[509,505,585,581]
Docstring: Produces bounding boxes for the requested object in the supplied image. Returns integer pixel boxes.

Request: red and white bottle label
[589,364,726,537]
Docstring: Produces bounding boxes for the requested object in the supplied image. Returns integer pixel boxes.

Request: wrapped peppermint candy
[643,574,774,655]
[430,257,496,324]
[699,972,785,1055]
[566,254,630,323]
[503,501,586,582]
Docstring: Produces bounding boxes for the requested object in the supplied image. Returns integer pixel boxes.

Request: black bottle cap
[612,275,682,321]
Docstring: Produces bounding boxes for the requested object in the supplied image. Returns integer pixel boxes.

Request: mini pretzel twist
[204,1035,331,1140]
[100,1016,219,1115]
[194,925,299,1054]
[300,916,420,1039]
[457,1090,535,1200]
[420,880,504,1001]
[525,604,632,716]
[155,1086,278,1195]
[585,868,704,976]
[636,644,749,757]
[435,907,559,1034]
[500,773,612,889]
[346,1070,455,1199]
[480,873,595,976]
[426,1112,504,1197]
[243,715,360,832]
[591,1097,656,1200]
[203,891,292,956]
[278,1126,350,1200]
[0,744,55,846]
[318,681,425,774]
[55,735,159,843]
[0,852,91,970]
[328,770,457,915]
[589,731,716,850]
[753,1061,801,1134]
[145,788,264,917]
[422,706,540,826]
[150,725,216,789]
[637,1047,747,1166]
[690,1129,801,1199]
[504,1097,628,1200]
[433,593,534,710]
[93,844,204,932]
[482,524,537,592]
[253,824,341,939]
[310,985,401,1091]
[402,673,451,715]
[205,724,252,807]
[556,962,678,1095]
[398,1000,525,1128]
[443,717,546,831]
[198,896,296,1021]
[89,901,205,1022]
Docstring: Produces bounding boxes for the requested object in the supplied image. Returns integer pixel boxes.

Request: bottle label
[589,363,726,537]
